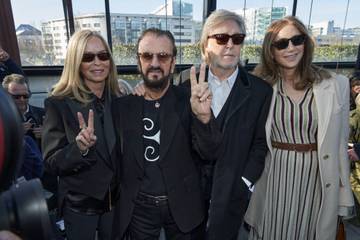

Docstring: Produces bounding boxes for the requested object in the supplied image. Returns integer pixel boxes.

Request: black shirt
[139,98,167,196]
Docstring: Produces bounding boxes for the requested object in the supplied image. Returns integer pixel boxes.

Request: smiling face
[272,24,305,73]
[80,36,110,89]
[205,20,243,76]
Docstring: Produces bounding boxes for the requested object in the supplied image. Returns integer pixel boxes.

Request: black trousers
[63,207,114,240]
[128,193,204,240]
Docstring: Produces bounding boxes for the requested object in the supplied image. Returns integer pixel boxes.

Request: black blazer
[179,66,273,240]
[111,85,221,238]
[42,95,116,211]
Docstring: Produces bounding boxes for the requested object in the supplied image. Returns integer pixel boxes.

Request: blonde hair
[253,16,331,89]
[200,9,246,64]
[51,30,120,103]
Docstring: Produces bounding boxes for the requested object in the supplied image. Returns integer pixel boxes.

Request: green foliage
[314,45,358,62]
[112,43,359,66]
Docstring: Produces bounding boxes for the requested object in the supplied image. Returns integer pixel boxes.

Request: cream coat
[245,74,354,240]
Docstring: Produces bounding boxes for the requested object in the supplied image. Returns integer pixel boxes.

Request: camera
[0,87,54,240]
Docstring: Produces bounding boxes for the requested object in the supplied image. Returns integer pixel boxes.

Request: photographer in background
[0,46,24,83]
[2,74,45,148]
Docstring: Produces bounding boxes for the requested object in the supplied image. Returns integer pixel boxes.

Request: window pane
[297,0,360,62]
[11,0,65,66]
[217,0,291,63]
[72,0,108,39]
[109,0,204,65]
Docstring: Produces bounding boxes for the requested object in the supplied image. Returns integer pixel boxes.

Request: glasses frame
[272,34,306,50]
[207,33,246,45]
[10,93,31,100]
[137,52,174,63]
[82,52,111,63]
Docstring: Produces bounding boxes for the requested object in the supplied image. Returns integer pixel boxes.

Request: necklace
[155,101,160,108]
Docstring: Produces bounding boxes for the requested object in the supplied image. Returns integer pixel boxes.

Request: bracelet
[80,149,89,156]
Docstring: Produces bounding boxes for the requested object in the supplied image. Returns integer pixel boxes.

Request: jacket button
[323,154,329,160]
[326,183,331,188]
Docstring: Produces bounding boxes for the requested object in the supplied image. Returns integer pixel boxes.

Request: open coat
[245,74,354,240]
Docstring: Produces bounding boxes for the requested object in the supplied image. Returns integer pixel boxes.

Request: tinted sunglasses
[137,52,173,63]
[272,34,306,50]
[10,93,31,99]
[208,33,246,45]
[82,52,111,62]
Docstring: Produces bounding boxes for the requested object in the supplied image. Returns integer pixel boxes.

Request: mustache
[146,67,163,74]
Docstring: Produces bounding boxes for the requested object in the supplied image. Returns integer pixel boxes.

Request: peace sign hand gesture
[75,109,97,154]
[190,63,212,124]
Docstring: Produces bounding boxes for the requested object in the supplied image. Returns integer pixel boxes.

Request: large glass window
[11,0,66,66]
[109,0,204,65]
[72,0,108,39]
[217,0,293,63]
[296,0,360,62]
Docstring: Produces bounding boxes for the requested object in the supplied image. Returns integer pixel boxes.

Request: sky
[11,0,360,29]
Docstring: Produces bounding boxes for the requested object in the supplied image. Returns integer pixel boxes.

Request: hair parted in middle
[51,29,120,103]
[253,16,331,90]
[200,9,246,64]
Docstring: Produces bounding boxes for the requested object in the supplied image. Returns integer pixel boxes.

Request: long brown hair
[253,16,331,89]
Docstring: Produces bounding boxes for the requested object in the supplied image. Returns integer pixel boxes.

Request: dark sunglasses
[82,52,111,62]
[272,34,306,50]
[137,52,173,63]
[10,93,31,100]
[208,33,246,45]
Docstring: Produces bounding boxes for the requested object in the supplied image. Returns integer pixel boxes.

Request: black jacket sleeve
[42,98,97,176]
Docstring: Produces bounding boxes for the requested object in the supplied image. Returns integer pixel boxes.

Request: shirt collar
[208,67,238,89]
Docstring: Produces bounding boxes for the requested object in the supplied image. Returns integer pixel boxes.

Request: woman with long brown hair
[245,16,354,240]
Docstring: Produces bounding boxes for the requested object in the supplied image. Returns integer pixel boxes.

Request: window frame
[3,0,359,77]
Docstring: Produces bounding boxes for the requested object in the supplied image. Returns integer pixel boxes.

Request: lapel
[265,84,278,156]
[103,93,115,156]
[159,86,180,163]
[64,97,109,162]
[313,79,334,149]
[124,96,144,170]
[223,67,251,128]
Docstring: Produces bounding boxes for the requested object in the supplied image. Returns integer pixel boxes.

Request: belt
[271,141,317,152]
[137,192,168,206]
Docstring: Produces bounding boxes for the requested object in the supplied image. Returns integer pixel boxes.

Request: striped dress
[249,82,322,240]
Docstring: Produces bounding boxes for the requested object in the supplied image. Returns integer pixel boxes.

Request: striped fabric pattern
[250,83,321,240]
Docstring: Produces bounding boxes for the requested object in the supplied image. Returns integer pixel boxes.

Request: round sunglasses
[82,52,111,63]
[208,33,246,45]
[272,34,306,50]
[137,52,173,63]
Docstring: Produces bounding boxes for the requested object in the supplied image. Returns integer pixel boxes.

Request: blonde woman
[245,16,354,240]
[42,30,120,240]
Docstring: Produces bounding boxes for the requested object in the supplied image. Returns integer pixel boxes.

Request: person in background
[245,16,354,240]
[2,74,44,148]
[20,135,43,180]
[347,71,360,227]
[42,29,121,240]
[0,46,24,83]
[111,28,220,240]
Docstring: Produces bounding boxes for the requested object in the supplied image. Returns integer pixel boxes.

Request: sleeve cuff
[242,176,254,192]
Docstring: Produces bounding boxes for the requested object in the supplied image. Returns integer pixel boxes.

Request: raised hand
[190,63,212,124]
[75,109,97,153]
